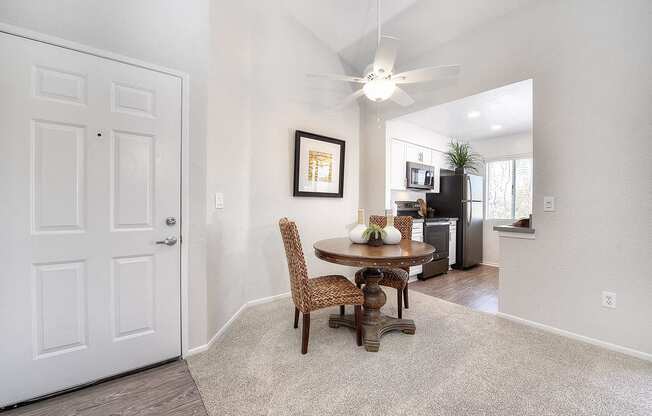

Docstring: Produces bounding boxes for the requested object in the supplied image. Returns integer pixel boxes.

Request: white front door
[0,32,182,407]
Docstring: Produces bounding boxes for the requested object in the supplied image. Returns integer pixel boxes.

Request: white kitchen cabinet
[389,139,440,192]
[410,221,424,277]
[390,140,407,190]
[449,221,457,266]
[432,162,441,193]
[405,143,431,164]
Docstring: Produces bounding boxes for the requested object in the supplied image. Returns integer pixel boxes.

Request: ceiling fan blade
[373,36,399,76]
[390,87,414,106]
[393,65,461,84]
[336,88,365,109]
[308,73,365,83]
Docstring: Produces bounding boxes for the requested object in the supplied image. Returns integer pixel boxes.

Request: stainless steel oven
[419,219,450,279]
[406,162,435,190]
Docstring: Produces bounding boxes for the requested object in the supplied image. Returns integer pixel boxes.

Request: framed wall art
[293,130,345,198]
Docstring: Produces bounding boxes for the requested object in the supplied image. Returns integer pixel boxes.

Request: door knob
[155,236,178,246]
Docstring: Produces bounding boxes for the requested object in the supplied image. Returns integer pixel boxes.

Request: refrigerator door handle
[467,201,472,226]
[467,175,473,202]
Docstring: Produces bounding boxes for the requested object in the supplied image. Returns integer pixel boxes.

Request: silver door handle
[156,236,177,246]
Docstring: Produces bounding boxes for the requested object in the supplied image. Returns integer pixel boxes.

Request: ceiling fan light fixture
[363,78,396,102]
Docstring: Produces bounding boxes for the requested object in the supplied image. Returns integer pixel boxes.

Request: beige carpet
[188,291,652,416]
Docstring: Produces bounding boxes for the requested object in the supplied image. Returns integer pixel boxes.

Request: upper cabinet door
[406,143,433,165]
[421,148,433,165]
[432,161,441,193]
[390,140,406,190]
[405,143,425,163]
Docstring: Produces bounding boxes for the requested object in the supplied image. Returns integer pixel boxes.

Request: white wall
[360,0,651,354]
[205,1,361,340]
[0,0,211,349]
[470,132,533,266]
[386,119,450,211]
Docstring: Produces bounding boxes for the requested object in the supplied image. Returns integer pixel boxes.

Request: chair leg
[293,307,299,329]
[340,305,345,316]
[354,305,362,346]
[397,288,403,319]
[356,283,361,289]
[403,286,409,309]
[301,313,310,354]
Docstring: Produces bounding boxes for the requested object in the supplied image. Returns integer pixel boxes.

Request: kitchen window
[485,158,533,219]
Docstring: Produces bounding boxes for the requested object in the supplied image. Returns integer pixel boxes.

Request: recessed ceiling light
[491,124,503,131]
[467,111,481,119]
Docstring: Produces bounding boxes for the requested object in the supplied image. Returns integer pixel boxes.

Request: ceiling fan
[309,0,460,108]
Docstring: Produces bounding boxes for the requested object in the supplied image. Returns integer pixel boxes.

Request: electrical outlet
[602,291,616,309]
[543,196,555,212]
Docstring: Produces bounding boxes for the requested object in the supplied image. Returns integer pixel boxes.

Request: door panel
[0,32,182,407]
[469,174,484,201]
[390,140,406,190]
[111,255,156,341]
[33,261,88,358]
[462,201,484,268]
[111,131,155,230]
[32,120,86,233]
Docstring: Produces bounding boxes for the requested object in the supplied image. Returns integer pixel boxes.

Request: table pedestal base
[329,267,414,352]
[329,314,415,352]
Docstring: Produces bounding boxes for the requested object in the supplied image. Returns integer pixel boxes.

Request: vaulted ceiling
[285,0,537,74]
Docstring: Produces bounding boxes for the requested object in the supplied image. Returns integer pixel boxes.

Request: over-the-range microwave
[406,162,435,190]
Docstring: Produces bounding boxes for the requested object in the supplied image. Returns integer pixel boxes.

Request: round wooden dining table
[313,237,435,352]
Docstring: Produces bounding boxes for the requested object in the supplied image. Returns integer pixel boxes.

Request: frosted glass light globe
[363,78,396,102]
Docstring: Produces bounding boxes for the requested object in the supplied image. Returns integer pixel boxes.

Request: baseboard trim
[481,262,500,267]
[496,312,652,362]
[185,292,291,357]
[247,291,291,307]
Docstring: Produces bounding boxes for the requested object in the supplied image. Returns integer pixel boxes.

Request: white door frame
[0,23,192,358]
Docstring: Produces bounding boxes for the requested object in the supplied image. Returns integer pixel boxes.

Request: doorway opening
[385,79,534,313]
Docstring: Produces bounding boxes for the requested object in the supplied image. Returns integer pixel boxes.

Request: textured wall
[205,1,361,342]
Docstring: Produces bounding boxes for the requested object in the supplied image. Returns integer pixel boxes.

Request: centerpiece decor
[362,224,386,247]
[382,212,402,245]
[349,209,368,244]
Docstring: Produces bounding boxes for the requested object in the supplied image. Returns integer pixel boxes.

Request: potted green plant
[445,140,481,174]
[362,224,386,247]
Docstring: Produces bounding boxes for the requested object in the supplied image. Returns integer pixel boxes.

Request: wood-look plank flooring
[409,264,498,313]
[2,360,207,416]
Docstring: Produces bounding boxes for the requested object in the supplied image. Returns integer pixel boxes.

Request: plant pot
[367,236,384,247]
[454,167,466,175]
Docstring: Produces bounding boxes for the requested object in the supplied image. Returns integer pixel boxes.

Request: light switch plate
[215,193,224,209]
[543,196,555,212]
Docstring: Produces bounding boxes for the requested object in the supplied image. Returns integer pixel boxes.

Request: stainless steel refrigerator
[426,174,483,269]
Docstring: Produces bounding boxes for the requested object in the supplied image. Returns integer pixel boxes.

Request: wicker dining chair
[354,215,413,319]
[279,218,364,354]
